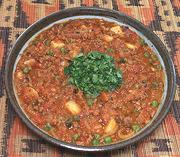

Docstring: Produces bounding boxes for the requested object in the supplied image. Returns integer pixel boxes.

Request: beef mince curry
[14,19,165,146]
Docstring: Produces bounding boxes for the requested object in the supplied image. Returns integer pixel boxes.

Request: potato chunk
[16,71,24,80]
[65,101,81,115]
[110,26,124,36]
[126,43,137,50]
[24,59,36,66]
[22,87,39,102]
[51,40,65,48]
[69,45,81,58]
[81,25,87,29]
[103,35,113,42]
[104,118,118,136]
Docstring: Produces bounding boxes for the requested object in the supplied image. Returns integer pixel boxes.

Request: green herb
[44,123,52,131]
[64,67,70,75]
[134,108,139,114]
[65,118,73,128]
[86,98,94,107]
[104,136,112,144]
[119,58,127,64]
[156,64,162,70]
[64,51,122,98]
[151,100,159,107]
[60,47,68,54]
[72,134,80,141]
[45,39,51,46]
[65,116,80,128]
[23,67,31,74]
[67,38,75,44]
[132,124,141,133]
[151,54,158,61]
[79,48,84,53]
[31,39,39,45]
[46,50,54,56]
[139,38,147,46]
[106,48,114,53]
[85,94,96,107]
[94,134,100,140]
[67,77,74,84]
[91,134,101,146]
[151,81,159,89]
[73,115,80,122]
[92,139,99,146]
[144,52,150,58]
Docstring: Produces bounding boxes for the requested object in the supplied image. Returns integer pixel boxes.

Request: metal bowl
[5,7,176,152]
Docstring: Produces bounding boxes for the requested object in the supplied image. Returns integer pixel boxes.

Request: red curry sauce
[14,19,164,146]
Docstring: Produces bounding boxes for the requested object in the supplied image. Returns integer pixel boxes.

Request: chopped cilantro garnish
[64,51,122,97]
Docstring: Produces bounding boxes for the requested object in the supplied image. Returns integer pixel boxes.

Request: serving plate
[5,7,176,152]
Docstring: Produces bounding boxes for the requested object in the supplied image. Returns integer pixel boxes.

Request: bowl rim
[5,7,176,152]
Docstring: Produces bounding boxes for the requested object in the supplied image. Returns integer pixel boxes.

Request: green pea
[60,47,68,54]
[104,136,112,144]
[92,139,99,146]
[151,100,159,107]
[23,67,31,74]
[45,39,51,46]
[46,50,54,56]
[132,124,141,133]
[44,123,52,131]
[144,52,150,58]
[72,134,80,141]
[94,134,100,139]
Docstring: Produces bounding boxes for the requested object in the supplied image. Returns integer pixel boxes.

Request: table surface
[0,0,180,157]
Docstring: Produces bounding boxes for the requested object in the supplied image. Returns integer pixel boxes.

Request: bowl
[5,7,176,152]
